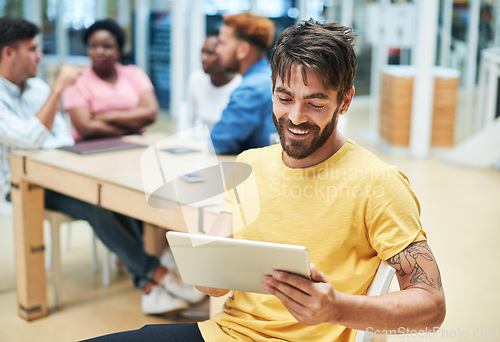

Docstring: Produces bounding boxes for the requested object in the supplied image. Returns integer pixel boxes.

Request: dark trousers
[80,323,204,342]
[44,189,159,289]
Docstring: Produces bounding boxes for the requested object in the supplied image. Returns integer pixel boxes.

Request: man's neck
[238,52,264,75]
[0,68,25,88]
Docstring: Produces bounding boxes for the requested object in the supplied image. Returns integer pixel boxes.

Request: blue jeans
[80,323,204,341]
[45,189,159,289]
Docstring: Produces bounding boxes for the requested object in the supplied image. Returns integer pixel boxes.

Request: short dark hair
[83,19,125,51]
[0,16,39,53]
[270,19,358,103]
[223,13,274,51]
[206,30,219,39]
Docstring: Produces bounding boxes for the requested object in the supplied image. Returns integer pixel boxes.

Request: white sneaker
[141,285,188,315]
[162,271,207,304]
[160,248,178,270]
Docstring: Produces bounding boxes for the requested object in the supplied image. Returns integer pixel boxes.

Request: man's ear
[340,87,355,113]
[1,46,15,60]
[0,46,7,60]
[236,41,251,60]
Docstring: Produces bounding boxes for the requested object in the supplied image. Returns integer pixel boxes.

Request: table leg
[11,176,48,320]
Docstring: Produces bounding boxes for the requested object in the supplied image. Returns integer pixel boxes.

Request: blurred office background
[2,0,498,114]
[3,0,499,164]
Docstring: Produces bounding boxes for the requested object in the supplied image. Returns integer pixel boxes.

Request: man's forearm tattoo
[387,241,443,291]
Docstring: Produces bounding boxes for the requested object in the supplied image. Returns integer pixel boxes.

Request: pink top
[63,64,154,140]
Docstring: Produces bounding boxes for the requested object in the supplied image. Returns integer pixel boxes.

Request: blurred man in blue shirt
[211,13,276,154]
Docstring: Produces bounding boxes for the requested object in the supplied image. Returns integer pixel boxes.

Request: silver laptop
[166,231,310,294]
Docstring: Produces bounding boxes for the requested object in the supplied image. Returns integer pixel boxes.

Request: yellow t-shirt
[198,141,426,341]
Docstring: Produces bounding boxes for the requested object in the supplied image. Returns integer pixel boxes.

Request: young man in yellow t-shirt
[83,19,445,342]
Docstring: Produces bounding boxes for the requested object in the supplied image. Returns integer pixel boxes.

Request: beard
[272,109,338,160]
[221,53,240,73]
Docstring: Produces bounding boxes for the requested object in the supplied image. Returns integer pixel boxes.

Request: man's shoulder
[340,141,408,183]
[234,70,272,99]
[26,77,50,89]
[241,59,271,85]
[24,77,51,97]
[343,141,387,165]
[337,141,397,171]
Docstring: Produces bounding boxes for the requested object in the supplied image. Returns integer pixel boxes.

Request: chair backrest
[354,260,396,342]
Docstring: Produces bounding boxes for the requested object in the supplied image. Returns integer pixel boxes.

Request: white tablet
[166,231,310,294]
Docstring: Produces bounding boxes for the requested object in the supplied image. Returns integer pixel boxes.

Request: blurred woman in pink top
[63,19,158,140]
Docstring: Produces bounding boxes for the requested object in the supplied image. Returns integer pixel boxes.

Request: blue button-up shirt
[210,58,276,154]
[0,76,74,200]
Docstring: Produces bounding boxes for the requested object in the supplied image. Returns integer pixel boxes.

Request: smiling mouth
[288,127,310,136]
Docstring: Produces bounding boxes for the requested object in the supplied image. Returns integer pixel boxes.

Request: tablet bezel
[166,231,310,294]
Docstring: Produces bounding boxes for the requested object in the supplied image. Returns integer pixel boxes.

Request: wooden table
[10,134,228,321]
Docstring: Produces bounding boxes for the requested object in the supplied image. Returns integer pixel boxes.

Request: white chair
[44,209,113,308]
[354,260,396,342]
